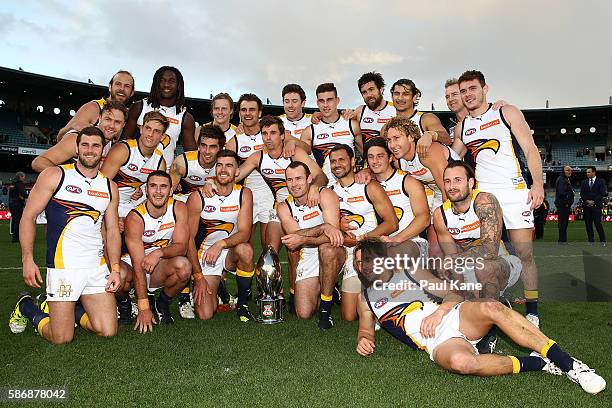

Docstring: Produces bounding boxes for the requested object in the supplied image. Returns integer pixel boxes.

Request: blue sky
[1,0,611,110]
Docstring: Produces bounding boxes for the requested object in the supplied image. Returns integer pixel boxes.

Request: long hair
[148,66,186,111]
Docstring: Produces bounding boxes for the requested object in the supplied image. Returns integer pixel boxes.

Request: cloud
[339,51,405,66]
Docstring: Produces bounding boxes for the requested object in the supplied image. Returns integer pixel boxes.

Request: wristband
[111,263,120,273]
[137,298,150,311]
[193,273,204,282]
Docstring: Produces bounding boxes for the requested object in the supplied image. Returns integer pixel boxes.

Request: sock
[218,278,231,304]
[320,294,332,314]
[75,301,89,330]
[509,355,546,373]
[236,269,254,307]
[116,292,130,305]
[524,290,538,315]
[541,340,574,372]
[178,286,190,303]
[20,297,49,332]
[158,290,173,306]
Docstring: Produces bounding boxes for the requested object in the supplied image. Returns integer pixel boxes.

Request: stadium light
[575,127,581,134]
[560,128,566,134]
[590,127,596,133]
[69,109,76,117]
[53,107,60,115]
[36,105,43,113]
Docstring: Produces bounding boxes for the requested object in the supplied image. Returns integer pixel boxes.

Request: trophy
[254,246,285,324]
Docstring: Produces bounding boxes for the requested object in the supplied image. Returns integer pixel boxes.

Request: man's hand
[306,185,321,207]
[586,200,595,207]
[282,139,297,158]
[491,100,508,110]
[356,336,376,356]
[380,235,400,246]
[105,271,121,293]
[321,224,344,247]
[527,183,544,209]
[141,250,163,274]
[340,216,358,233]
[118,217,125,234]
[235,123,245,135]
[22,259,43,288]
[343,232,359,248]
[134,308,156,334]
[416,131,436,158]
[130,188,143,201]
[354,168,372,185]
[341,109,355,121]
[202,181,218,198]
[311,111,323,124]
[420,308,446,338]
[203,241,224,267]
[281,233,305,251]
[192,276,212,307]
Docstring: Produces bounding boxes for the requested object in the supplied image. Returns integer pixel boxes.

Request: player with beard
[124,66,196,167]
[328,144,398,321]
[364,137,430,245]
[10,127,122,344]
[195,93,237,144]
[353,238,606,395]
[187,150,255,322]
[33,101,128,172]
[101,111,167,224]
[354,72,396,143]
[452,70,544,327]
[116,171,191,329]
[278,161,345,329]
[57,71,134,141]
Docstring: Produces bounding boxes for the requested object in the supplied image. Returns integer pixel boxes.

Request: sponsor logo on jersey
[480,119,500,131]
[167,117,180,125]
[448,227,460,235]
[465,128,477,136]
[303,210,321,221]
[522,211,532,217]
[254,144,264,151]
[317,133,330,140]
[332,131,350,137]
[204,205,216,213]
[159,222,175,231]
[143,230,156,237]
[275,169,285,174]
[377,118,391,124]
[65,185,82,194]
[347,196,364,203]
[221,205,239,212]
[189,175,202,182]
[375,297,388,309]
[87,190,109,198]
[386,189,401,196]
[127,163,138,171]
[240,146,251,153]
[410,168,429,177]
[140,168,154,175]
[363,117,374,124]
[461,221,480,233]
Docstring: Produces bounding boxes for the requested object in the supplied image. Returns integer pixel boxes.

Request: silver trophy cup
[255,246,285,324]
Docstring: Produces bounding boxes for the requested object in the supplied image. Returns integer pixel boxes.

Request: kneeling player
[187,150,255,322]
[354,238,606,395]
[10,127,122,344]
[120,171,192,332]
[278,161,345,329]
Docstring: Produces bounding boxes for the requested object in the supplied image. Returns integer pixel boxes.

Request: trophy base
[255,298,285,324]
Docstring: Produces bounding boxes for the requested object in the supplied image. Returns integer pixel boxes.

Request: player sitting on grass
[353,238,606,395]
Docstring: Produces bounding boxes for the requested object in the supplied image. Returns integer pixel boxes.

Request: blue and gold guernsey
[363,270,441,351]
[258,150,291,204]
[310,117,355,182]
[408,110,425,134]
[194,185,244,262]
[280,113,312,138]
[113,139,164,217]
[137,98,187,168]
[234,132,266,192]
[378,169,416,237]
[461,104,528,191]
[330,181,378,239]
[204,121,236,141]
[179,151,216,194]
[359,101,395,142]
[125,198,176,259]
[45,163,111,268]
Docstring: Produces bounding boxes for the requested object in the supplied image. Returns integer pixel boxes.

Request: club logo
[375,297,388,309]
[240,146,251,153]
[448,227,460,235]
[522,211,532,217]
[317,133,330,140]
[58,284,73,298]
[465,128,477,136]
[189,175,202,182]
[143,230,156,237]
[363,117,374,124]
[127,163,138,171]
[204,205,216,213]
[65,185,82,194]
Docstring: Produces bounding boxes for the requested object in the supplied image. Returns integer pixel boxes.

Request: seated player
[10,127,121,344]
[278,161,345,329]
[187,149,255,322]
[328,144,398,321]
[119,171,192,331]
[354,238,606,395]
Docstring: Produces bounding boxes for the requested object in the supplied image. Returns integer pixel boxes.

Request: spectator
[533,193,549,240]
[580,166,607,246]
[555,166,575,243]
[8,172,27,243]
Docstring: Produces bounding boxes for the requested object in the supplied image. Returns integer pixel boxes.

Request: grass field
[0,220,611,407]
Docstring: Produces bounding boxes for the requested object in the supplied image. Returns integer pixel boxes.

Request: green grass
[0,220,611,407]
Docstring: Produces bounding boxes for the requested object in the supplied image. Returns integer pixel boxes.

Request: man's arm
[57,101,100,141]
[421,113,452,146]
[450,122,467,158]
[103,181,121,269]
[160,201,189,258]
[356,294,377,356]
[32,133,77,173]
[100,142,129,179]
[122,101,143,140]
[225,136,237,152]
[124,211,148,302]
[455,192,503,261]
[169,154,188,191]
[421,142,451,201]
[235,152,261,184]
[388,176,430,242]
[222,187,253,248]
[363,181,398,238]
[180,112,197,152]
[299,126,313,152]
[293,148,328,188]
[186,191,204,277]
[502,105,544,208]
[432,208,460,256]
[595,179,608,204]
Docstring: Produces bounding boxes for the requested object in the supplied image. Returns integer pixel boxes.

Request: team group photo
[0,1,610,406]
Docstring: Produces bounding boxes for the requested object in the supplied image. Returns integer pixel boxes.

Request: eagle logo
[52,198,101,223]
[378,301,426,350]
[465,139,500,161]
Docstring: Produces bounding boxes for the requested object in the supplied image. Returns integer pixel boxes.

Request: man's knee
[173,257,192,282]
[319,243,344,262]
[50,332,74,345]
[196,305,215,321]
[481,300,507,319]
[296,304,315,320]
[447,353,477,375]
[97,326,118,338]
[235,243,253,263]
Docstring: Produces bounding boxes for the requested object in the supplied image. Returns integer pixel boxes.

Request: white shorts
[252,190,275,224]
[296,247,319,283]
[201,248,229,276]
[501,254,522,293]
[425,186,440,216]
[342,245,357,280]
[481,188,534,230]
[46,265,107,302]
[412,237,429,262]
[120,256,163,291]
[426,302,481,361]
[172,193,189,203]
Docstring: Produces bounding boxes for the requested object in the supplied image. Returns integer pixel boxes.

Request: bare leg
[295,278,320,319]
[319,243,345,299]
[41,301,76,345]
[433,337,514,376]
[80,292,118,337]
[195,276,221,320]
